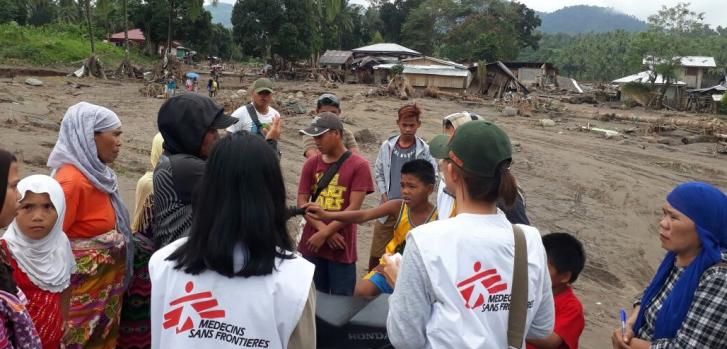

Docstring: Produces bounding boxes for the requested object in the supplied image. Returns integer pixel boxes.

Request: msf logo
[456,261,508,309]
[163,281,226,333]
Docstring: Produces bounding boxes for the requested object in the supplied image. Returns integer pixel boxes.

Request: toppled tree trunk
[388,75,415,100]
[591,112,727,135]
[83,55,106,79]
[116,59,135,78]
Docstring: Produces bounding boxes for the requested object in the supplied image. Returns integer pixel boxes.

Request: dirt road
[2,74,726,348]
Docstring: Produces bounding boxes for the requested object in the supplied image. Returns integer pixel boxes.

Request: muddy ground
[2,72,726,349]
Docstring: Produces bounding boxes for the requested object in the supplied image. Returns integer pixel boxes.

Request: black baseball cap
[299,112,343,136]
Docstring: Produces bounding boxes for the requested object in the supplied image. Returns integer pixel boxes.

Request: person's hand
[306,231,327,253]
[380,193,388,204]
[303,203,330,220]
[381,254,401,287]
[611,325,634,349]
[265,115,281,140]
[326,233,346,250]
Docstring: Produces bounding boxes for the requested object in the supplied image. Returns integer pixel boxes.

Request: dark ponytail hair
[455,159,518,207]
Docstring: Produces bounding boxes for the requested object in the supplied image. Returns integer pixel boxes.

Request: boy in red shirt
[527,233,586,349]
[297,112,374,296]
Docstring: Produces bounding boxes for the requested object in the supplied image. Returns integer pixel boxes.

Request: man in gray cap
[302,93,359,158]
[297,112,374,295]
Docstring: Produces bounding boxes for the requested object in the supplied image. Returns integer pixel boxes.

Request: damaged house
[351,43,421,83]
[373,56,473,91]
[469,61,529,98]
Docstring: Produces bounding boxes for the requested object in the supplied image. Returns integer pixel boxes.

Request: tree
[27,0,57,25]
[166,0,207,56]
[370,31,385,44]
[231,0,282,60]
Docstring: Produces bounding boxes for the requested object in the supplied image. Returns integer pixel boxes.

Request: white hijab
[3,175,76,292]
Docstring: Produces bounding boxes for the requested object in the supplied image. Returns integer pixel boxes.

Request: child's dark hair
[401,159,435,185]
[542,233,586,283]
[397,103,421,121]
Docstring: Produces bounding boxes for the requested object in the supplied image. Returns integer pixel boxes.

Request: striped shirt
[636,252,727,348]
[152,156,194,249]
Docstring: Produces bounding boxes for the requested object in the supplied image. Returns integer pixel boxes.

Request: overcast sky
[210,0,726,28]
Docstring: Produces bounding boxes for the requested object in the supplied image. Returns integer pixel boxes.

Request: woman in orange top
[47,102,132,349]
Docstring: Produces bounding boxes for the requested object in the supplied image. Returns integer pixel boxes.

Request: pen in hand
[620,308,627,340]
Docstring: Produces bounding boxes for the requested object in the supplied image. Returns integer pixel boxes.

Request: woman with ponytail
[386,121,554,349]
[612,182,727,349]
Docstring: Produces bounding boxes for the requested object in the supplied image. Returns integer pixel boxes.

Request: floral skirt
[62,230,126,349]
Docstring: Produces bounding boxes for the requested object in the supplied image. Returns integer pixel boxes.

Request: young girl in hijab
[613,182,727,349]
[0,149,43,349]
[118,133,163,349]
[47,102,132,349]
[2,175,76,349]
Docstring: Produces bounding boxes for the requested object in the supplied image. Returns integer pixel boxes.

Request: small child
[166,76,176,98]
[527,233,586,349]
[306,159,437,297]
[1,175,76,349]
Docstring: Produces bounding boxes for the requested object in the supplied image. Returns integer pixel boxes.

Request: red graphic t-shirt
[527,286,584,349]
[297,153,374,264]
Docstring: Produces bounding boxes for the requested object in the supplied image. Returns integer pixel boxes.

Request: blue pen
[620,309,627,339]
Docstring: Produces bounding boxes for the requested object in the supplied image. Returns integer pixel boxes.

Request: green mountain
[538,5,647,34]
[204,2,233,28]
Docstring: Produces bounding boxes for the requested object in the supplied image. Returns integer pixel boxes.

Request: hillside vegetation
[0,23,154,67]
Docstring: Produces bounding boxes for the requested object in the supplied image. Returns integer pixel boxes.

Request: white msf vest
[412,212,554,348]
[150,238,314,349]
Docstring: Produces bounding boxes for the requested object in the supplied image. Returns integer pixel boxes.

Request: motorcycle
[315,291,392,349]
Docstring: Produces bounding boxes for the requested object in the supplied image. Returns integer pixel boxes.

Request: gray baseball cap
[299,112,343,136]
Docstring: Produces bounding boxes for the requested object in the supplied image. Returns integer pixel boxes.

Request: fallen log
[590,112,727,135]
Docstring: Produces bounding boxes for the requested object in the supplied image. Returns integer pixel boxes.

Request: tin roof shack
[352,43,422,60]
[686,84,726,114]
[502,62,558,87]
[319,50,353,68]
[401,56,467,69]
[612,71,687,108]
[109,29,145,46]
[643,56,717,89]
[373,63,472,91]
[469,61,529,98]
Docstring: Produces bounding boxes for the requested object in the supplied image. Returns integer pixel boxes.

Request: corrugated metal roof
[109,28,145,42]
[612,71,687,85]
[373,64,470,77]
[401,56,467,69]
[319,50,353,65]
[352,43,421,55]
[642,56,717,68]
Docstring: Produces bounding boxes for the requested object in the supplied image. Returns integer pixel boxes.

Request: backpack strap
[245,103,264,136]
[507,224,529,349]
[311,151,352,203]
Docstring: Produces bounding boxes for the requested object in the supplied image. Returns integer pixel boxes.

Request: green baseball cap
[251,78,274,93]
[430,120,512,178]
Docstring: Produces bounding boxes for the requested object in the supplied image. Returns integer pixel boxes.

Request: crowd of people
[0,77,725,349]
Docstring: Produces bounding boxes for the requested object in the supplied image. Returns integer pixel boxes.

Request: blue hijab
[633,182,727,339]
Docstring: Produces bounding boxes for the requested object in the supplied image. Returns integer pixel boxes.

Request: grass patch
[0,23,155,68]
